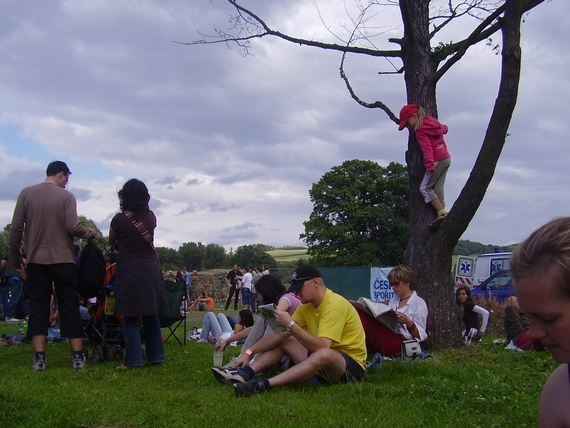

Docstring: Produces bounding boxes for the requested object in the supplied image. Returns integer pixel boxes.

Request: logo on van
[460,260,472,275]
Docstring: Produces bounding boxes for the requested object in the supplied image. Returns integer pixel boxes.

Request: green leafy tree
[203,243,227,269]
[231,244,276,269]
[156,247,183,271]
[178,242,228,270]
[78,215,106,250]
[191,0,543,346]
[301,160,408,267]
[179,242,205,271]
[0,224,10,257]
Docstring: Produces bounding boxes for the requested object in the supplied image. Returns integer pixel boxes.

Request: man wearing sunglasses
[220,264,366,397]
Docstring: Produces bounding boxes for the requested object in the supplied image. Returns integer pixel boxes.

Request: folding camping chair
[160,280,187,345]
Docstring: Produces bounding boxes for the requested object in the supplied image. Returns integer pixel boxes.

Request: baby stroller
[83,263,126,363]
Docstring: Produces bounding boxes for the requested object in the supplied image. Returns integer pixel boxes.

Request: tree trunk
[401,0,524,347]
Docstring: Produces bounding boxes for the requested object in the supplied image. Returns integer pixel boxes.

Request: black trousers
[225,286,240,310]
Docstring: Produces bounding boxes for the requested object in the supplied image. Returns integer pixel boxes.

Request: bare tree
[183,0,545,346]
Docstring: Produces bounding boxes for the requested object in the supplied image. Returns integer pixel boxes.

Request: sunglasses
[389,281,401,287]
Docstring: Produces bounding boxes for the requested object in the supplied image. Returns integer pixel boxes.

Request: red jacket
[415,116,451,173]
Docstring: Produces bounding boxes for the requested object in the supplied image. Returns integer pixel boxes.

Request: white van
[454,252,511,289]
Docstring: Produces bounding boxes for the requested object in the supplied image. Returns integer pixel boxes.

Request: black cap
[288,265,322,293]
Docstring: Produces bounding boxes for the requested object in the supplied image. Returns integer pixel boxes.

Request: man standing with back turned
[10,161,96,371]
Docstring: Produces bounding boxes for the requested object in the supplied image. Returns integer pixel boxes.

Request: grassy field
[268,249,308,262]
[0,312,556,428]
[268,250,457,271]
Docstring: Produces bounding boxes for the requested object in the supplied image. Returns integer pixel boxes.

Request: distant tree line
[453,240,517,256]
[0,217,515,273]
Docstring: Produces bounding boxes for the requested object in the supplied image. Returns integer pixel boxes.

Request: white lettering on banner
[370,267,395,301]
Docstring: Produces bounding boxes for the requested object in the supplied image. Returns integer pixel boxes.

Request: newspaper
[258,303,286,333]
[356,297,400,334]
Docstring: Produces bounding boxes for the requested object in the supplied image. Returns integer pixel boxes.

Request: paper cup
[213,351,224,367]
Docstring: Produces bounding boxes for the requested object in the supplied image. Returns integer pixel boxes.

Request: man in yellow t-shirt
[213,265,366,397]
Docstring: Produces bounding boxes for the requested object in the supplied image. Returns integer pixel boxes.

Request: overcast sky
[0,0,568,252]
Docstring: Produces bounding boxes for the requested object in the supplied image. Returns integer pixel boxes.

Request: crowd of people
[3,159,568,424]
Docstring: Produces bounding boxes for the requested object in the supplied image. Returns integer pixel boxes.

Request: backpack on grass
[77,240,106,299]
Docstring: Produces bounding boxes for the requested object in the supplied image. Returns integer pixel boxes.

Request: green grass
[0,320,555,428]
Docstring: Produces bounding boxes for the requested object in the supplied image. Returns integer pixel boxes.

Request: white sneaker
[196,338,208,343]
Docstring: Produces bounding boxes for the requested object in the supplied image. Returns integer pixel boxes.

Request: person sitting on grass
[503,295,543,351]
[213,274,300,366]
[511,217,570,427]
[188,292,214,312]
[455,285,489,342]
[212,265,366,397]
[355,265,428,359]
[196,309,254,344]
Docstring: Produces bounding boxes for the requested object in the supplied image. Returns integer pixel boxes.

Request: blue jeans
[241,288,251,307]
[0,286,10,320]
[123,315,164,367]
[200,312,233,341]
[227,315,238,330]
[6,277,28,320]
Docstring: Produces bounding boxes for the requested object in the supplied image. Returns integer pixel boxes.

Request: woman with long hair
[455,285,489,341]
[109,179,166,369]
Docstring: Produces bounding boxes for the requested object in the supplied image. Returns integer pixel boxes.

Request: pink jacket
[415,116,451,172]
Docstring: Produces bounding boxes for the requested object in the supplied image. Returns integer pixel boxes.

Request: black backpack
[77,240,106,298]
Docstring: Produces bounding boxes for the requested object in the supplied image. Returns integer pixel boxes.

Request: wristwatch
[286,320,296,332]
[245,348,253,356]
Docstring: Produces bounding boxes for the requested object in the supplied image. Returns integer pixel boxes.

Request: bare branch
[434,0,544,82]
[339,52,399,123]
[178,0,401,58]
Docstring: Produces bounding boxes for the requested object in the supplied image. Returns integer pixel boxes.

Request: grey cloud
[215,222,259,245]
[0,1,567,250]
[155,177,181,186]
[69,187,92,201]
[0,167,45,200]
[208,202,241,213]
[179,204,197,215]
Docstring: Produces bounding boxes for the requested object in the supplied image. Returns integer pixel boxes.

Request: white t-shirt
[241,272,253,291]
[388,291,428,341]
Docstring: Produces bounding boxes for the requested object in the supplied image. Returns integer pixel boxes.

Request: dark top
[226,269,240,287]
[110,211,157,258]
[462,301,481,333]
[111,209,165,317]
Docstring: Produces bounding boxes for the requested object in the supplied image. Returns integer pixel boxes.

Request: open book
[258,303,286,333]
[356,297,400,334]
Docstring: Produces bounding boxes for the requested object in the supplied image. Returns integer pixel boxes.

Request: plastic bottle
[104,291,116,316]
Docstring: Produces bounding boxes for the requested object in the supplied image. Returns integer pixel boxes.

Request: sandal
[428,213,447,231]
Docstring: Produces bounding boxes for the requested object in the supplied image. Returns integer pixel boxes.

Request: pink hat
[398,104,419,131]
